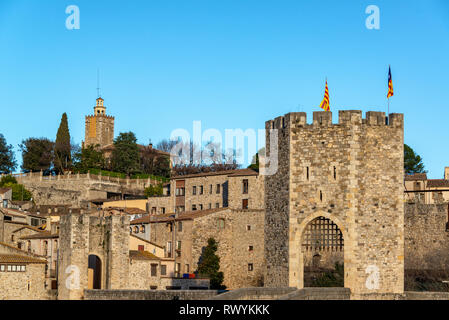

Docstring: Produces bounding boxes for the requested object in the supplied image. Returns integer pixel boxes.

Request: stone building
[0,188,12,208]
[132,206,265,289]
[57,212,130,300]
[264,110,405,298]
[405,171,449,204]
[83,97,114,149]
[0,242,47,300]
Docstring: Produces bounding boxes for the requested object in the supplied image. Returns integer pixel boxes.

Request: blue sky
[0,0,448,177]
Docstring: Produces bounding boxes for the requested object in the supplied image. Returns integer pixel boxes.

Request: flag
[319,80,330,111]
[387,66,394,98]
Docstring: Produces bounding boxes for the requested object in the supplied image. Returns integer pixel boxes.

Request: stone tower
[84,97,115,148]
[57,213,130,300]
[264,110,404,298]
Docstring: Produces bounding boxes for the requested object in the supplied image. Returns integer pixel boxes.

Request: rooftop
[129,250,160,261]
[172,168,258,180]
[0,254,46,264]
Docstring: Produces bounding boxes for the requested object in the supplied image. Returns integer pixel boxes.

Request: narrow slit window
[333,166,337,180]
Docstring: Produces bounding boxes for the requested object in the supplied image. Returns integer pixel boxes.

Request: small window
[200,186,203,195]
[243,179,249,194]
[247,225,251,231]
[210,185,213,194]
[193,186,197,195]
[248,263,254,271]
[178,221,183,232]
[151,264,157,277]
[217,218,225,230]
[0,265,4,272]
[216,184,220,194]
[12,265,17,272]
[248,245,254,251]
[140,225,145,233]
[138,245,144,251]
[7,265,12,272]
[161,265,167,276]
[161,207,166,214]
[306,167,309,181]
[199,204,203,210]
[320,190,323,202]
[216,203,219,208]
[209,203,212,209]
[242,199,249,210]
[192,204,197,211]
[333,166,337,180]
[177,241,182,250]
[186,264,190,273]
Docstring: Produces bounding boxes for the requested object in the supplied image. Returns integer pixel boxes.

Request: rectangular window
[217,219,225,230]
[161,207,166,214]
[0,265,4,272]
[247,225,252,231]
[166,241,172,258]
[7,265,11,272]
[209,203,212,209]
[242,199,249,210]
[248,245,254,251]
[21,265,26,272]
[200,186,203,195]
[151,207,157,214]
[186,264,190,273]
[210,185,213,194]
[193,186,197,195]
[243,179,249,194]
[248,263,254,271]
[216,203,219,208]
[216,184,220,194]
[151,264,157,277]
[178,221,183,232]
[138,245,144,251]
[199,204,203,210]
[192,204,197,211]
[161,265,167,276]
[12,265,16,272]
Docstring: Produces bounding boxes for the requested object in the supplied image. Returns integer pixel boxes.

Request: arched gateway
[264,111,405,298]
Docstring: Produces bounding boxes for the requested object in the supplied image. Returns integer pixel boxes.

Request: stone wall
[405,203,449,270]
[0,263,47,300]
[264,111,405,296]
[84,289,218,300]
[228,175,264,210]
[57,213,130,300]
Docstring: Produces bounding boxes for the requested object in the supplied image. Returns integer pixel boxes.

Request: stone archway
[301,216,344,287]
[290,212,349,289]
[88,255,102,289]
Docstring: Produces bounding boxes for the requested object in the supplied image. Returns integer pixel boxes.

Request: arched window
[140,225,145,233]
[133,226,139,233]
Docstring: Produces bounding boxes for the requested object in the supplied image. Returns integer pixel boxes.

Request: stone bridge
[8,171,159,207]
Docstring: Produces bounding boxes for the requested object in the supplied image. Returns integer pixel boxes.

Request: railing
[3,171,165,189]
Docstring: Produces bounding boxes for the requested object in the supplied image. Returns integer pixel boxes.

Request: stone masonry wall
[405,203,449,270]
[0,263,47,300]
[265,111,404,296]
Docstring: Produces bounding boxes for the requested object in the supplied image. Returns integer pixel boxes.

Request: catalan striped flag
[319,80,330,111]
[387,66,394,98]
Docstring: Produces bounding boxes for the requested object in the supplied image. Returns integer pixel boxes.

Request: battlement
[265,110,404,130]
[85,114,115,120]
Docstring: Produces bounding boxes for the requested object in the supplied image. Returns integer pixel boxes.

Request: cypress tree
[197,238,226,290]
[55,113,72,173]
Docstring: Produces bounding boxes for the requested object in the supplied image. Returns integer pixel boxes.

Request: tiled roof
[106,207,147,215]
[172,168,258,180]
[427,179,449,188]
[0,188,11,194]
[20,232,58,240]
[129,250,160,261]
[130,208,228,224]
[12,225,46,234]
[405,173,427,181]
[129,234,164,248]
[0,254,46,264]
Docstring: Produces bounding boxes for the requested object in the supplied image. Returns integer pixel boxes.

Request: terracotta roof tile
[20,232,58,240]
[427,179,449,188]
[129,250,160,261]
[405,173,427,181]
[0,254,46,264]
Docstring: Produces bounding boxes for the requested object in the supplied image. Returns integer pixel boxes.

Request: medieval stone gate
[264,110,405,298]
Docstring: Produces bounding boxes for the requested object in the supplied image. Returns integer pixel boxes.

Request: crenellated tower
[83,97,115,149]
[264,110,405,298]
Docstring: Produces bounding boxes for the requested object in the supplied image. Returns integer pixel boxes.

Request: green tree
[404,144,426,174]
[153,156,171,178]
[197,238,226,290]
[19,138,54,173]
[72,144,106,173]
[54,113,72,174]
[0,176,32,201]
[144,183,163,198]
[111,132,140,175]
[0,134,17,173]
